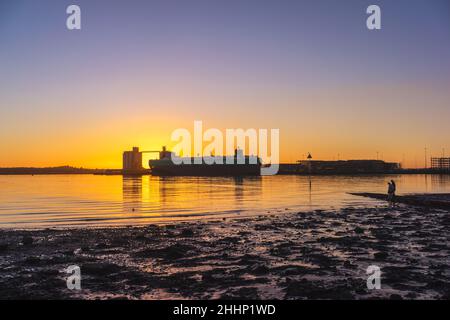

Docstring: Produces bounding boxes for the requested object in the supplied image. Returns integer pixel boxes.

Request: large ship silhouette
[149,147,261,176]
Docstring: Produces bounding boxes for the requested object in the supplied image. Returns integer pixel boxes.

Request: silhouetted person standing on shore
[387,180,396,207]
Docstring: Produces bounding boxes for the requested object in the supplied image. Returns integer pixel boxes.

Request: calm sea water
[0,174,449,228]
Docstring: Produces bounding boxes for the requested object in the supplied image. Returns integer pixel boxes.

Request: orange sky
[1,1,450,169]
[1,83,449,169]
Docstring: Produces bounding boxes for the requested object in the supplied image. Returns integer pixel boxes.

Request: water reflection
[308,176,312,206]
[142,176,263,215]
[122,176,142,213]
[431,174,450,191]
[2,174,450,228]
[233,176,262,209]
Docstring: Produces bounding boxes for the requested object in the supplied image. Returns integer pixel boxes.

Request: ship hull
[150,164,261,176]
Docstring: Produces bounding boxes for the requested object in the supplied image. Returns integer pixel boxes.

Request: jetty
[350,192,450,210]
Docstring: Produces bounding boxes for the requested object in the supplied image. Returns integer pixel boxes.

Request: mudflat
[1,203,449,299]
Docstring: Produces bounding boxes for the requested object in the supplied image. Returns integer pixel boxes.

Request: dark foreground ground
[0,204,449,299]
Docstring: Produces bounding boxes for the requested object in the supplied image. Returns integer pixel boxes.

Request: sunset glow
[1,0,449,168]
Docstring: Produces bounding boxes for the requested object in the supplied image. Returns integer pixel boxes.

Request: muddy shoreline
[1,204,449,300]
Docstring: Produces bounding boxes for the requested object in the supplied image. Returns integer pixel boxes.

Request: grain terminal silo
[122,147,143,171]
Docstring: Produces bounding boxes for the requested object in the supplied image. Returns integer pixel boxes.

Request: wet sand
[0,204,449,300]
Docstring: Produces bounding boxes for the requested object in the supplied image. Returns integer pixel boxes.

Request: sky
[0,0,449,168]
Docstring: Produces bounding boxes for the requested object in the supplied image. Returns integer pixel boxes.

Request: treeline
[0,166,104,175]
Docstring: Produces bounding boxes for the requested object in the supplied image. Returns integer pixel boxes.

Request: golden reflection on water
[0,174,449,228]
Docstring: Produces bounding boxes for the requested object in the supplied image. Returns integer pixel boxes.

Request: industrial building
[122,147,144,173]
[290,159,400,174]
[431,157,450,171]
[298,160,400,174]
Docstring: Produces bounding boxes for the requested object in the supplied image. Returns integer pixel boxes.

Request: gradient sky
[1,0,449,168]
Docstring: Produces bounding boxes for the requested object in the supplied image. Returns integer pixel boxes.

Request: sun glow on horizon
[1,1,449,169]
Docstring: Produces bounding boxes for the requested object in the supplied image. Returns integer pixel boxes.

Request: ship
[149,147,261,176]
